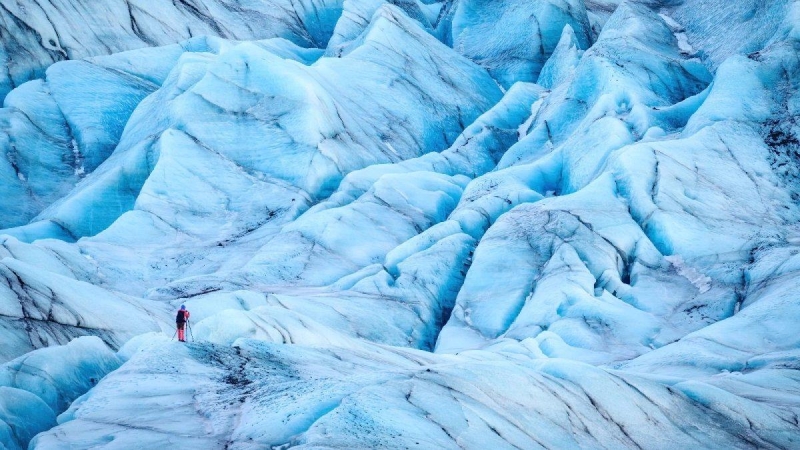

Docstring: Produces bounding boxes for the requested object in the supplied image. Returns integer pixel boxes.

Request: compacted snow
[1,0,800,448]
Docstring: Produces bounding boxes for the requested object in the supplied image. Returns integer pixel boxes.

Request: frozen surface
[30,337,800,449]
[0,238,170,362]
[0,0,346,101]
[1,0,800,448]
[0,337,120,449]
[29,5,500,242]
[450,0,593,88]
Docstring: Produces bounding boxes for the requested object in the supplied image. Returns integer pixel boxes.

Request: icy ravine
[0,0,799,448]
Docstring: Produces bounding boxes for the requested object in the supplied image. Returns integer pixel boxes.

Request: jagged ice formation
[1,0,800,448]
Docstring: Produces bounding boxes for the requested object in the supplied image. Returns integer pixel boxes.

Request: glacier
[1,0,800,448]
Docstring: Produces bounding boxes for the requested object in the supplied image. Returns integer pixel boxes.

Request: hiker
[176,305,190,342]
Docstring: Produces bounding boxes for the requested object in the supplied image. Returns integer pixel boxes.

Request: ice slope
[153,81,543,351]
[27,4,499,241]
[436,2,717,358]
[0,337,120,450]
[0,0,503,354]
[0,244,170,362]
[0,0,347,101]
[30,336,800,449]
[1,0,800,448]
[669,0,794,69]
[449,0,593,89]
[0,2,500,295]
[325,0,434,56]
[0,38,235,231]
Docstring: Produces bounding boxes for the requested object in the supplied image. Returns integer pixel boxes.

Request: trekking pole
[171,327,177,341]
[187,320,195,342]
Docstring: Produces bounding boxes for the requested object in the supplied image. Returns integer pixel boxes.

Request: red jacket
[176,309,190,323]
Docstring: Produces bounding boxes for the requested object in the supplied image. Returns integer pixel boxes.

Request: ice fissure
[0,0,799,448]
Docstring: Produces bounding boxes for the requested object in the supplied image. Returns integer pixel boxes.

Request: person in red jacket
[176,305,190,342]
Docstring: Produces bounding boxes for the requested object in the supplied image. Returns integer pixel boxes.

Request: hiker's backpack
[176,310,187,322]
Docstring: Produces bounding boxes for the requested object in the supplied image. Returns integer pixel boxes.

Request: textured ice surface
[0,37,232,230]
[0,337,120,449]
[1,0,800,448]
[450,0,593,88]
[0,0,346,101]
[30,337,800,449]
[26,5,500,242]
[0,237,170,362]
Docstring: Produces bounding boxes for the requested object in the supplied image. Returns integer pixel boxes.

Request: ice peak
[596,1,676,51]
[349,3,439,56]
[538,24,585,89]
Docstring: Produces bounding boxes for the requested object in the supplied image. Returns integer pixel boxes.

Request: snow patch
[659,13,695,55]
[664,255,712,294]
